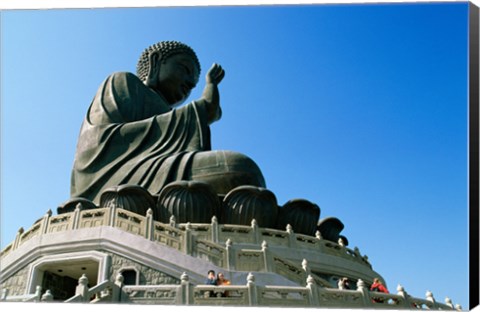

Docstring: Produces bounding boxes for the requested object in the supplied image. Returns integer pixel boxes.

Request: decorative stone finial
[426,291,435,302]
[46,209,52,217]
[75,203,83,211]
[211,215,218,223]
[247,272,255,283]
[306,275,315,285]
[79,274,88,286]
[397,285,405,293]
[251,219,257,227]
[185,222,191,230]
[226,238,232,247]
[181,272,189,282]
[286,224,293,233]
[41,289,53,301]
[146,208,153,216]
[356,279,365,289]
[302,259,308,270]
[116,273,124,283]
[315,230,322,239]
[169,215,176,224]
[18,227,24,234]
[261,240,268,249]
[445,297,453,307]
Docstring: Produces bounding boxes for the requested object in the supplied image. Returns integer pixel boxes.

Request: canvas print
[0,1,475,310]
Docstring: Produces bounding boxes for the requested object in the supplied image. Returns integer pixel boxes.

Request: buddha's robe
[71,72,211,203]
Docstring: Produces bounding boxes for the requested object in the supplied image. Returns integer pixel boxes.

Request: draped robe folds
[71,72,212,203]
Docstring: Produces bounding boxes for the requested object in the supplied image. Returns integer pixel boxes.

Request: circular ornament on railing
[100,184,156,217]
[57,197,97,214]
[222,185,278,228]
[156,180,220,223]
[316,217,345,242]
[276,198,320,236]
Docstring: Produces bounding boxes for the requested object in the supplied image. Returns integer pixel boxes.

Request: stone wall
[107,252,180,285]
[0,266,30,296]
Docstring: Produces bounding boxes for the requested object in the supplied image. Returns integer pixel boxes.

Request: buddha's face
[153,53,200,107]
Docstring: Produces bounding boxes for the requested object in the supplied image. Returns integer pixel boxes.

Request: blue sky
[0,2,472,308]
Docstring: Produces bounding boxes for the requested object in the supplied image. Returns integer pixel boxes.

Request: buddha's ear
[145,51,162,86]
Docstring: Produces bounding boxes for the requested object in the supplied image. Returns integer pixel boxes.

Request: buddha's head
[137,41,201,106]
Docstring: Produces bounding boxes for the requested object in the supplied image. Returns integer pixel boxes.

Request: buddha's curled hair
[136,41,201,82]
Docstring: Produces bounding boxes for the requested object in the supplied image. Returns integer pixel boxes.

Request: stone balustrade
[1,205,371,270]
[0,285,53,303]
[1,272,462,310]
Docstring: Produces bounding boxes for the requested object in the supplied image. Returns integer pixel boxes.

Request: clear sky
[0,1,472,308]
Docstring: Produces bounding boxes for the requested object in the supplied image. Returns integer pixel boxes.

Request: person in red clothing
[370,278,389,303]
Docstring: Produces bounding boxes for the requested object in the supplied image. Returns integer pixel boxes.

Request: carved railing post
[302,259,311,281]
[169,215,176,228]
[40,210,52,234]
[445,297,454,309]
[145,208,154,241]
[178,272,192,305]
[75,274,89,302]
[306,275,319,306]
[13,227,24,250]
[108,202,117,227]
[33,285,42,302]
[211,216,219,243]
[286,224,296,248]
[72,204,82,230]
[396,285,412,308]
[262,241,272,272]
[1,288,8,301]
[426,291,437,309]
[226,239,235,270]
[247,273,257,306]
[356,279,371,307]
[41,290,53,302]
[112,273,124,302]
[184,223,193,255]
[251,219,260,244]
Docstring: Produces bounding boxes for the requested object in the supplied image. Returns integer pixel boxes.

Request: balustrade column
[178,272,193,305]
[112,273,124,302]
[1,289,8,301]
[286,224,296,248]
[247,273,258,306]
[75,274,89,302]
[145,209,154,241]
[445,297,454,309]
[251,219,260,244]
[262,241,273,272]
[211,216,219,243]
[41,290,53,302]
[72,204,82,230]
[40,210,52,234]
[226,239,235,270]
[108,203,117,227]
[302,259,311,279]
[12,227,24,250]
[33,285,42,302]
[356,279,372,307]
[306,275,319,306]
[184,223,193,255]
[396,285,413,308]
[426,291,438,309]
